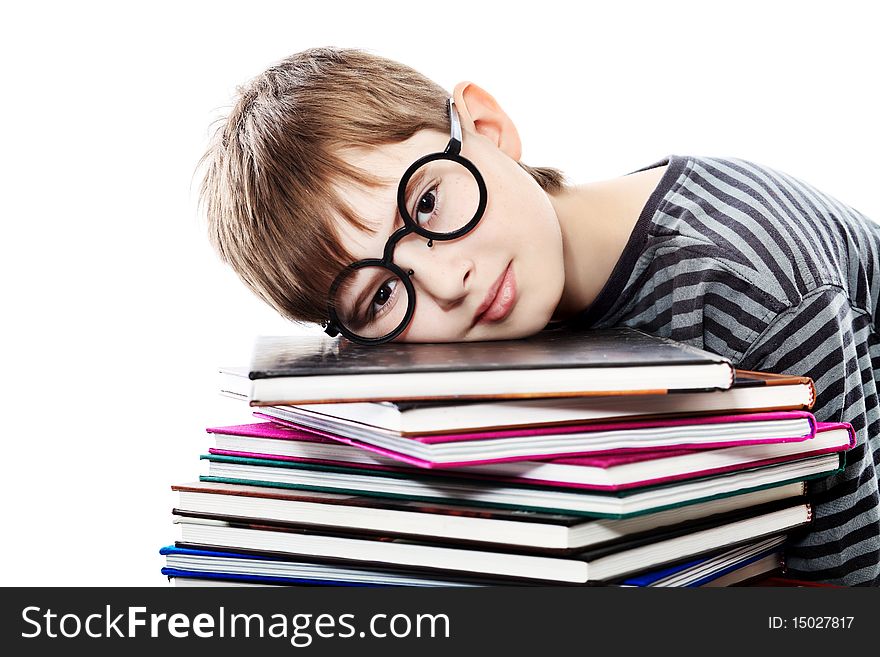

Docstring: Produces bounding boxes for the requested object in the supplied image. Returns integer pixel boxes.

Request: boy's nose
[393,236,474,310]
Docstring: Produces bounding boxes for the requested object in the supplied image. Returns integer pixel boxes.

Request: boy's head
[200,47,567,342]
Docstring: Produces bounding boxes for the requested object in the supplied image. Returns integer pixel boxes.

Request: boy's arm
[739,286,871,427]
[737,285,880,584]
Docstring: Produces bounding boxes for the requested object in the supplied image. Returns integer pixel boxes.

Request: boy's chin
[397,328,541,344]
[464,323,550,343]
[393,314,554,344]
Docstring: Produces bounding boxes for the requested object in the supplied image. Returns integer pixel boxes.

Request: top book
[222,328,734,405]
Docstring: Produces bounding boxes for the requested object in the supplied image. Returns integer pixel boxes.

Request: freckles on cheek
[487,191,529,228]
[398,307,461,343]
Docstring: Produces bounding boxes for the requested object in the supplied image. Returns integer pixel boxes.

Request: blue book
[159,545,483,587]
[621,535,785,587]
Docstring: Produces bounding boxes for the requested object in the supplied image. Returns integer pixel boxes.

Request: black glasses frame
[323,98,488,345]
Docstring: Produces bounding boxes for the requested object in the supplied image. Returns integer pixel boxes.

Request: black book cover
[248,327,731,379]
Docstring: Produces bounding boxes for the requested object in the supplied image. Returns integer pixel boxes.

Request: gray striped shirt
[576,155,880,585]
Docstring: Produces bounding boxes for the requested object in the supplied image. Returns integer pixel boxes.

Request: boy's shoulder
[647,154,877,304]
[582,153,879,331]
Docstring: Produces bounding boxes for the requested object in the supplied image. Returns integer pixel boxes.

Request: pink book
[205,419,850,490]
[247,410,816,468]
[246,411,816,468]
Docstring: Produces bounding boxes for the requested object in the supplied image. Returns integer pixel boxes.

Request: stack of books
[162,328,854,587]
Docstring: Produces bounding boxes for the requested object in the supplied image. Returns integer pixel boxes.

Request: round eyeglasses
[323,98,488,345]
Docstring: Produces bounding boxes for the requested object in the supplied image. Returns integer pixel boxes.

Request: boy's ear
[452,81,522,161]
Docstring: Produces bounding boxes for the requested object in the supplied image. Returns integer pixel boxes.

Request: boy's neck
[548,164,668,321]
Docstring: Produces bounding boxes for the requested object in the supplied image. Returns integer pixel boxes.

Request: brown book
[250,369,815,436]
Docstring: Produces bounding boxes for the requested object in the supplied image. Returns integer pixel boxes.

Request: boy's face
[333,127,565,343]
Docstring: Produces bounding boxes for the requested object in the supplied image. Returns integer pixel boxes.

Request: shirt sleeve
[737,285,880,585]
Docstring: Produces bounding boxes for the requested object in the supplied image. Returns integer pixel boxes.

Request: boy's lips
[473,262,517,325]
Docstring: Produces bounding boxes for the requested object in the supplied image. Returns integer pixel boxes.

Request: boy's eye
[414,186,438,225]
[371,278,398,310]
[333,265,408,338]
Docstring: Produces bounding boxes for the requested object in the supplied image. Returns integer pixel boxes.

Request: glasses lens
[330,265,412,340]
[403,158,481,236]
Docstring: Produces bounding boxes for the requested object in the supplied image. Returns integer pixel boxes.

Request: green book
[198,451,843,519]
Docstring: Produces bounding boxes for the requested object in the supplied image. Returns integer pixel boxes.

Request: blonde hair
[199,47,565,325]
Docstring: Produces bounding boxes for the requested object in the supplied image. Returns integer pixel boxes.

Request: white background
[1,1,878,585]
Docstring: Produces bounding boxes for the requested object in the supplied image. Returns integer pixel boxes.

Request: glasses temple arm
[445,97,462,156]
